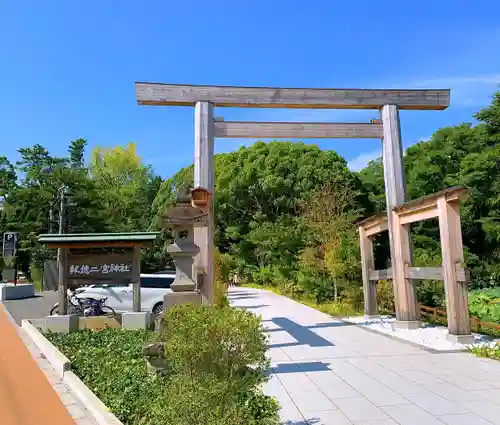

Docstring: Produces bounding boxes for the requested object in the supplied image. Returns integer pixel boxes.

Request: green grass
[470,342,500,360]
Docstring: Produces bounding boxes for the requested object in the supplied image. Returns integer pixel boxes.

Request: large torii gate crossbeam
[135,82,451,330]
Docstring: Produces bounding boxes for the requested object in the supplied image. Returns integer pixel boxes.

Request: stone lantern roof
[162,188,207,228]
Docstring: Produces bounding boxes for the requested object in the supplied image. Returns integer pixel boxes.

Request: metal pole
[57,186,66,264]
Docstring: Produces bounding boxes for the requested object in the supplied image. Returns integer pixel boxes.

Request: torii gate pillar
[194,101,215,304]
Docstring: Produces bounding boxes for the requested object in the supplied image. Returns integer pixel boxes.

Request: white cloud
[347,149,381,172]
[408,74,500,107]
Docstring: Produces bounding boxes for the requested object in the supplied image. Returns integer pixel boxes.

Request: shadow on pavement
[272,361,332,374]
[268,317,334,347]
[235,304,269,310]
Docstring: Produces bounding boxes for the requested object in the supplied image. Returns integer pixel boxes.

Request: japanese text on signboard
[69,263,131,276]
[67,253,134,282]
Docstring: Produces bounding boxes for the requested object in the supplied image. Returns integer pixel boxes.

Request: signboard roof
[38,232,160,247]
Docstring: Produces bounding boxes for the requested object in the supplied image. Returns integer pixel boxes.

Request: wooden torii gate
[135,82,450,330]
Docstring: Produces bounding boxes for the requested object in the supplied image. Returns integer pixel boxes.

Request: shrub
[148,373,279,425]
[46,306,280,425]
[416,280,446,308]
[158,304,270,385]
[155,304,278,425]
[376,280,395,314]
[469,288,500,323]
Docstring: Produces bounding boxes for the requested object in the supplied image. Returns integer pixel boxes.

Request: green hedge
[45,304,280,425]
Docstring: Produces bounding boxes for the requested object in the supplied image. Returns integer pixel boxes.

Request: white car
[75,272,175,315]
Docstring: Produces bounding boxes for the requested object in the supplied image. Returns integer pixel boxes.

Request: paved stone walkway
[228,287,500,425]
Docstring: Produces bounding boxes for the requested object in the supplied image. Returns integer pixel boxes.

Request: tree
[299,181,362,302]
[0,156,16,199]
[152,141,369,283]
[90,143,157,232]
[68,138,87,168]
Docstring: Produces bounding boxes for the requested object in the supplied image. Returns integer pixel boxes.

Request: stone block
[447,333,474,345]
[122,312,151,330]
[394,320,421,330]
[45,314,80,333]
[164,291,201,310]
[0,283,35,300]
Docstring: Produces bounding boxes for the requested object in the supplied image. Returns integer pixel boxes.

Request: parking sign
[2,232,19,258]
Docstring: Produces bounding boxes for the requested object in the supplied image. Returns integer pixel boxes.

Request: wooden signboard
[67,252,134,283]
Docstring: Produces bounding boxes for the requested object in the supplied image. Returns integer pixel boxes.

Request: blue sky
[1,1,500,177]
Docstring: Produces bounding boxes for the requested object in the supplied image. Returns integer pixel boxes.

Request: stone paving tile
[397,369,447,386]
[460,400,500,425]
[381,404,446,425]
[438,375,495,391]
[437,413,494,425]
[289,389,338,413]
[333,398,390,423]
[472,389,500,403]
[403,392,468,416]
[268,347,293,361]
[305,371,361,400]
[229,287,500,425]
[279,403,307,425]
[422,381,482,402]
[303,409,353,425]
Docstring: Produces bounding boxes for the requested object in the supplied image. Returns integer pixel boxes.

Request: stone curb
[64,371,123,425]
[22,319,124,425]
[21,319,72,377]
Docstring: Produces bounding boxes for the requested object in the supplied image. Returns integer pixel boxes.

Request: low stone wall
[0,283,35,300]
[22,319,124,425]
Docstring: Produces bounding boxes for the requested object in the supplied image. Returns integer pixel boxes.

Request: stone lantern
[162,188,207,309]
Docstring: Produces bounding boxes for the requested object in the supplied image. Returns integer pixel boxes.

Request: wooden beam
[398,206,438,225]
[365,220,389,237]
[394,187,469,225]
[405,265,468,282]
[194,101,215,305]
[214,121,384,139]
[358,213,388,237]
[369,268,393,281]
[438,195,472,339]
[360,227,377,316]
[393,186,468,215]
[135,82,450,110]
[58,248,68,315]
[132,246,141,312]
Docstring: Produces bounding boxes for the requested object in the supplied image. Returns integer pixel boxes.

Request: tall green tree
[90,143,157,232]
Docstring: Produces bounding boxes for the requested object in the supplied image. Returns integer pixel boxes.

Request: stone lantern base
[164,291,202,311]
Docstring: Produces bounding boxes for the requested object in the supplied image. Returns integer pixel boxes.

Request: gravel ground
[2,291,59,325]
[345,315,498,351]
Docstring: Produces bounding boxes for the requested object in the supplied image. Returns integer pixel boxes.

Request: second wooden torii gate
[358,187,472,342]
